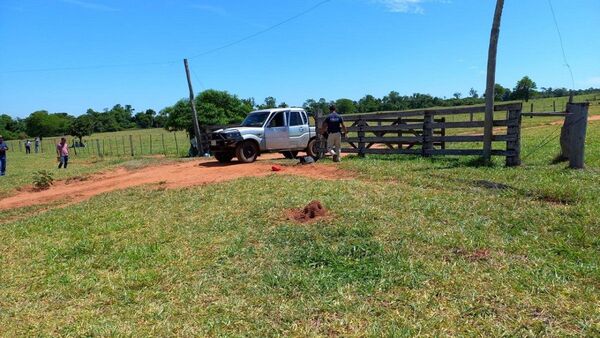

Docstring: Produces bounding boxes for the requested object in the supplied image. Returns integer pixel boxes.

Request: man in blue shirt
[0,135,9,176]
[321,105,348,162]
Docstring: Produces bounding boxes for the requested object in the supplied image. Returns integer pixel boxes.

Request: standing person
[0,135,8,176]
[56,137,69,169]
[25,140,32,154]
[321,105,348,163]
[34,137,40,153]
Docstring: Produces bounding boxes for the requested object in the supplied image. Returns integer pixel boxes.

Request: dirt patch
[452,248,492,262]
[550,114,600,126]
[65,175,91,185]
[0,157,353,211]
[287,201,328,223]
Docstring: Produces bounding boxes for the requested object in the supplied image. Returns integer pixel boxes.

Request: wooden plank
[425,149,516,156]
[342,148,422,155]
[342,103,523,121]
[506,109,522,167]
[344,137,422,143]
[427,135,516,142]
[347,124,425,132]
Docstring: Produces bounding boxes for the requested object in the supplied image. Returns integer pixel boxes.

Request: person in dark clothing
[321,105,348,162]
[0,136,8,176]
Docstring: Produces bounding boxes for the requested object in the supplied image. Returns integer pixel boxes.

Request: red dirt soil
[0,157,351,211]
[287,200,328,223]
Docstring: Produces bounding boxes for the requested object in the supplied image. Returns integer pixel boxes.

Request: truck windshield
[241,112,270,127]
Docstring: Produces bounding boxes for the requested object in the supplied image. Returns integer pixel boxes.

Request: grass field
[0,99,599,336]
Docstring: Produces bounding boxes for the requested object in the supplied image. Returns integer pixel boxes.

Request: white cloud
[371,0,448,14]
[61,0,118,12]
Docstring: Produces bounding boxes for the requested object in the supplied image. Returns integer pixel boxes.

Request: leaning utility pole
[483,0,505,163]
[184,59,204,156]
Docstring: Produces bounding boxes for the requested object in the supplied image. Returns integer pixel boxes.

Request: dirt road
[0,157,351,211]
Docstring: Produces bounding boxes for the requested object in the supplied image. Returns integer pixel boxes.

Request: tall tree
[512,76,537,102]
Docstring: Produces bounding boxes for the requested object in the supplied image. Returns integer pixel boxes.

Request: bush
[32,170,54,191]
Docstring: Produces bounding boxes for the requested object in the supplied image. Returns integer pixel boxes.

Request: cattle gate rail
[316,102,523,167]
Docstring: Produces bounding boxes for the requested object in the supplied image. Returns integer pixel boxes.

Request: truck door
[265,111,290,150]
[288,111,309,148]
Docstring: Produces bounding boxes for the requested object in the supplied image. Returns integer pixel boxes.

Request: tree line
[2,76,598,140]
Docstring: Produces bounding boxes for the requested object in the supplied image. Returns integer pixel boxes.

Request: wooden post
[150,135,153,154]
[129,135,134,157]
[122,136,126,155]
[483,0,505,163]
[422,112,434,157]
[441,117,447,150]
[161,134,166,155]
[505,108,522,167]
[139,135,143,155]
[358,117,366,158]
[96,139,103,159]
[183,59,204,156]
[560,103,589,169]
[553,100,557,112]
[102,139,105,156]
[174,133,179,156]
[530,103,534,112]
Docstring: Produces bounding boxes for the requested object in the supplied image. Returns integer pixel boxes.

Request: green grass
[0,106,599,336]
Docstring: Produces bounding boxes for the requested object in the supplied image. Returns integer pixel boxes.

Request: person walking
[25,140,32,154]
[34,137,40,153]
[0,135,9,176]
[321,105,348,163]
[56,137,69,169]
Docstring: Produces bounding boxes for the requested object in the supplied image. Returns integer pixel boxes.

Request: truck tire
[281,151,299,159]
[215,151,234,163]
[306,138,320,158]
[236,141,259,163]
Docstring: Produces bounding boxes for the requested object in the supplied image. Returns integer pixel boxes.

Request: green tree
[494,84,508,101]
[25,111,74,137]
[335,98,357,114]
[69,115,94,143]
[357,95,381,113]
[469,88,479,98]
[258,97,277,109]
[512,76,537,102]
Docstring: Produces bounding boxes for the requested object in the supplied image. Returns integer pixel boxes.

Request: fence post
[129,135,134,157]
[560,103,589,169]
[530,102,534,112]
[553,100,556,112]
[102,139,105,156]
[506,108,522,167]
[174,133,179,156]
[139,135,143,155]
[109,138,113,156]
[422,112,434,157]
[150,135,153,154]
[96,139,103,159]
[161,134,166,155]
[358,116,366,158]
[440,117,447,150]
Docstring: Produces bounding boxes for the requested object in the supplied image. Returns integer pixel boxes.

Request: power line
[547,0,575,90]
[187,0,332,59]
[0,0,332,75]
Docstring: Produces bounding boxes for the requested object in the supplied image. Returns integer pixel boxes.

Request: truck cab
[209,108,319,163]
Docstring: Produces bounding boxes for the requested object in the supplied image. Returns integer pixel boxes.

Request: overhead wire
[547,0,575,90]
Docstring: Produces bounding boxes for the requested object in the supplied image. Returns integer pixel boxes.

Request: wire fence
[4,130,193,159]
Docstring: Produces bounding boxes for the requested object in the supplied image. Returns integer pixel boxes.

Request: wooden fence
[316,102,523,166]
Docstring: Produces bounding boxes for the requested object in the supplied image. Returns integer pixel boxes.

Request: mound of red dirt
[288,200,328,223]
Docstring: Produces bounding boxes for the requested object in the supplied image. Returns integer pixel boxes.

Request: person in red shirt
[56,137,69,169]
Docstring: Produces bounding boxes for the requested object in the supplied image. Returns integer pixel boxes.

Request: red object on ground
[271,165,283,172]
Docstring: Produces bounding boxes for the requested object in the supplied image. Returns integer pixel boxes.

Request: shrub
[32,170,54,191]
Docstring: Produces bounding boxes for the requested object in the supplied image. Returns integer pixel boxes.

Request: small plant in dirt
[32,170,54,191]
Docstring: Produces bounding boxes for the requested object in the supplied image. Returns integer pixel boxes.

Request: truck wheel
[215,151,234,163]
[281,151,299,159]
[306,138,320,158]
[236,141,259,163]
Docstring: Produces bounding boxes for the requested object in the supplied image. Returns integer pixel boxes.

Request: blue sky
[1,0,599,117]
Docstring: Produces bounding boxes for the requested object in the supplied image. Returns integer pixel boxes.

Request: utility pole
[184,59,204,156]
[483,0,505,163]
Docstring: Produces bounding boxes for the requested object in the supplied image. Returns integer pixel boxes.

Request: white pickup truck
[209,108,320,163]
